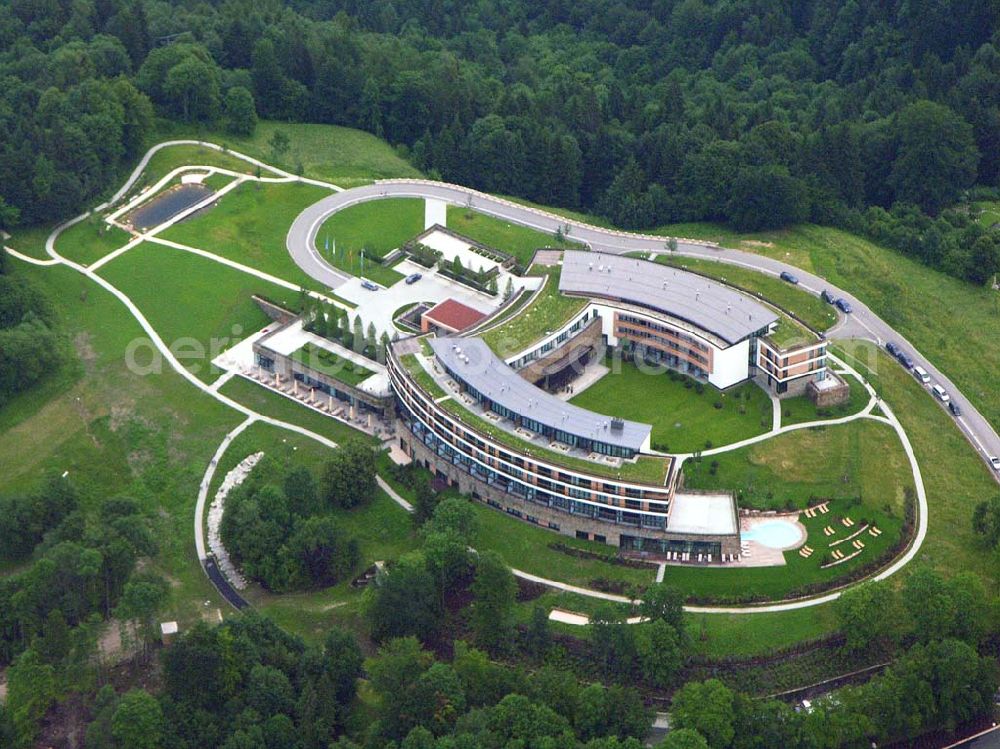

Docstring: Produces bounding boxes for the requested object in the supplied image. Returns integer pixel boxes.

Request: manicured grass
[658,497,904,602]
[292,344,374,387]
[97,242,302,382]
[0,261,242,629]
[203,172,235,191]
[446,205,580,266]
[438,397,670,485]
[569,357,772,453]
[399,353,448,399]
[218,375,376,447]
[317,197,421,286]
[780,375,870,427]
[154,120,423,187]
[654,254,838,333]
[53,218,131,266]
[137,143,276,193]
[652,223,1000,436]
[5,223,56,260]
[684,418,910,514]
[160,180,333,291]
[480,268,588,356]
[832,341,998,586]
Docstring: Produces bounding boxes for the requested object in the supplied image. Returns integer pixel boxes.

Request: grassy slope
[569,358,772,453]
[780,375,870,426]
[153,120,422,188]
[0,262,241,627]
[160,180,334,291]
[96,242,301,383]
[447,205,580,266]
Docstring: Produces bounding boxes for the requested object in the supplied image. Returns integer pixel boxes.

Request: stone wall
[808,372,851,407]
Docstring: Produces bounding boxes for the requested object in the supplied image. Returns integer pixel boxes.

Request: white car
[990,456,1000,472]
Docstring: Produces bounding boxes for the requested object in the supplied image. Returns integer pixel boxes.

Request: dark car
[897,353,914,370]
[821,289,835,304]
[780,271,799,284]
[835,298,853,314]
[949,401,962,417]
[405,273,422,285]
[885,341,900,357]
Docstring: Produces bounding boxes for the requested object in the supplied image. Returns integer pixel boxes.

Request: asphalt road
[286,179,1000,480]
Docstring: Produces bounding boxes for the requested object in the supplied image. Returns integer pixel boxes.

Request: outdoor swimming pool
[742,520,803,549]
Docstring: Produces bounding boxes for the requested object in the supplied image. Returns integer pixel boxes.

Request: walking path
[1,140,938,617]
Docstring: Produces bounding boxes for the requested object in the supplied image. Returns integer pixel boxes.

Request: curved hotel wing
[387,251,829,559]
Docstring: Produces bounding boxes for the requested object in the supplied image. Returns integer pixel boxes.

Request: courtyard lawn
[96,242,302,383]
[480,267,588,356]
[53,218,131,267]
[0,261,242,629]
[569,357,773,453]
[218,376,376,447]
[651,223,1000,436]
[159,180,334,291]
[683,418,910,514]
[291,344,374,388]
[446,205,581,266]
[654,254,838,332]
[780,375,870,427]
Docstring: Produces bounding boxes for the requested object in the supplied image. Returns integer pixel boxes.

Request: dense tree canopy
[1,0,998,283]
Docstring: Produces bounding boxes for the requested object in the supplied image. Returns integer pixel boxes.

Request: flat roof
[668,492,738,536]
[423,298,488,332]
[430,336,651,452]
[559,251,778,345]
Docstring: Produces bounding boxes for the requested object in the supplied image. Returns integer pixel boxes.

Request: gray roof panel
[559,251,778,345]
[430,336,651,452]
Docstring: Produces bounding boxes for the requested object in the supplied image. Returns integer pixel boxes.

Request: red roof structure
[421,298,488,334]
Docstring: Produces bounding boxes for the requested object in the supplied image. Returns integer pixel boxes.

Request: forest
[1,0,999,282]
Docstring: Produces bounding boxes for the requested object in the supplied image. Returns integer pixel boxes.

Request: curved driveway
[287,179,1000,478]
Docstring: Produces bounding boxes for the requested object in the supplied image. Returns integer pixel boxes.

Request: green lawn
[291,344,374,387]
[218,375,376,447]
[53,218,131,267]
[203,172,236,191]
[780,375,870,426]
[97,242,302,382]
[137,143,277,193]
[972,201,1000,228]
[654,254,838,333]
[684,418,910,514]
[5,223,57,260]
[446,205,581,266]
[480,267,588,356]
[569,357,773,453]
[159,180,334,291]
[316,197,422,286]
[0,261,242,629]
[154,120,423,188]
[651,223,1000,436]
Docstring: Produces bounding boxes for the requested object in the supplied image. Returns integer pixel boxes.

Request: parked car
[405,273,422,285]
[361,280,379,291]
[780,271,799,284]
[835,298,853,313]
[821,289,835,304]
[949,401,962,417]
[897,353,914,370]
[885,341,900,357]
[989,456,1000,472]
[931,384,950,403]
[913,366,931,384]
